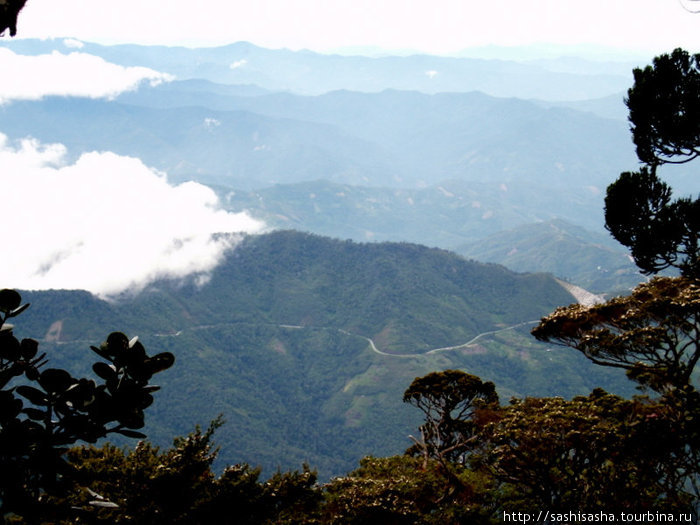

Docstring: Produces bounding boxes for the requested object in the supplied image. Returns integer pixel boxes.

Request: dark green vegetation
[16,231,634,479]
[528,47,700,510]
[9,369,696,523]
[605,49,700,279]
[0,290,173,521]
[59,420,323,525]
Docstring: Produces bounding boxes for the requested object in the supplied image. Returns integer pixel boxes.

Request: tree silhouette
[403,370,498,466]
[532,276,700,393]
[483,390,696,511]
[627,49,700,167]
[57,419,321,525]
[0,0,27,37]
[606,48,700,277]
[0,289,174,522]
[531,48,700,510]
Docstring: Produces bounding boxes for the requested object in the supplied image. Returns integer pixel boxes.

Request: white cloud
[62,38,84,49]
[203,117,221,129]
[0,134,265,297]
[230,59,248,69]
[0,48,173,103]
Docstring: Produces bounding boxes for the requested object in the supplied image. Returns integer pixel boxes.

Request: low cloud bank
[0,48,173,103]
[1,135,265,297]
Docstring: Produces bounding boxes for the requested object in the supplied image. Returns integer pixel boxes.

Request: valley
[0,39,656,479]
[16,232,637,478]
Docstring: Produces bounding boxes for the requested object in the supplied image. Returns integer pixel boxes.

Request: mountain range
[1,38,639,99]
[1,86,637,192]
[0,40,662,477]
[17,231,635,478]
[1,39,662,293]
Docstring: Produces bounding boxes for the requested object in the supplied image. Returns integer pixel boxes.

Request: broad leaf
[0,289,21,314]
[16,385,48,406]
[39,368,74,394]
[92,362,117,381]
[23,407,47,421]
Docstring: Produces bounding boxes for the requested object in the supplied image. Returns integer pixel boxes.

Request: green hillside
[455,219,644,293]
[17,231,634,478]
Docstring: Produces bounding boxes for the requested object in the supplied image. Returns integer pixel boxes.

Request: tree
[321,455,494,525]
[480,389,693,512]
[0,0,27,37]
[531,48,700,511]
[480,390,696,512]
[535,48,700,390]
[403,370,498,466]
[532,278,700,506]
[0,289,174,522]
[535,49,700,390]
[605,168,700,277]
[532,276,700,393]
[59,419,322,525]
[605,48,700,277]
[626,48,700,167]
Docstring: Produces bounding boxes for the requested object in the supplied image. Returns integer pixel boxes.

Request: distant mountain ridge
[0,38,636,99]
[0,97,393,188]
[118,84,637,187]
[0,38,655,297]
[0,86,638,195]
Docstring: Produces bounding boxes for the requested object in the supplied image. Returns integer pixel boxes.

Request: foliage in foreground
[0,289,174,522]
[0,0,26,37]
[54,419,321,525]
[33,370,696,524]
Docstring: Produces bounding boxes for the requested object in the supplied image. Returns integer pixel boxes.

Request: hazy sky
[16,0,700,55]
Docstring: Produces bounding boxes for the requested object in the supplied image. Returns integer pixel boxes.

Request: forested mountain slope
[455,219,643,293]
[17,231,634,477]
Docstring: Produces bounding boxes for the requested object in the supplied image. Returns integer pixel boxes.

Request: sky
[15,0,700,55]
[3,0,700,297]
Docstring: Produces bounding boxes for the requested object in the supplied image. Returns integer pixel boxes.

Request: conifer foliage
[606,48,700,277]
[531,47,700,509]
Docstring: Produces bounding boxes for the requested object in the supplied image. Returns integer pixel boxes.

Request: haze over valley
[0,34,688,475]
[1,38,666,294]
